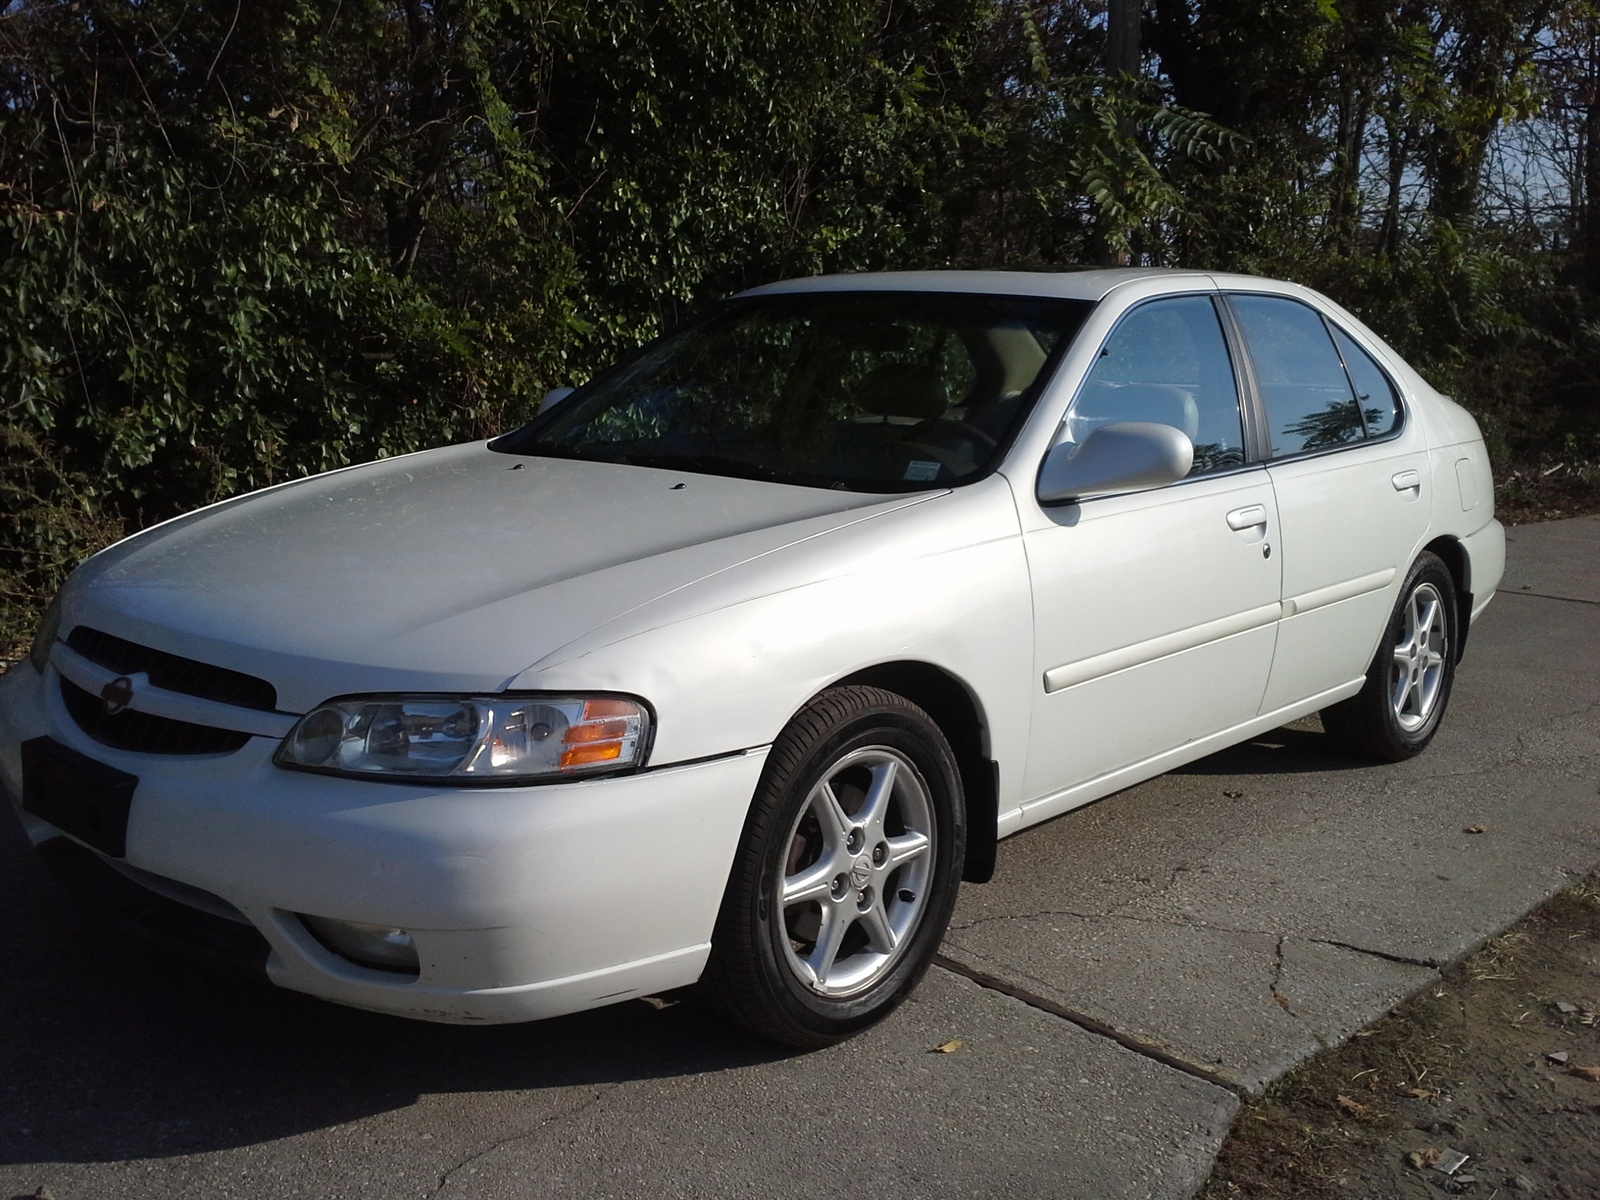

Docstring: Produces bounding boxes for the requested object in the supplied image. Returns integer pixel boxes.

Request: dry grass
[1202,873,1600,1200]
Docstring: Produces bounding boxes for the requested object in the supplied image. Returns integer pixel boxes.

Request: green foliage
[0,0,1595,631]
[0,0,989,613]
[0,427,124,649]
[1,1,578,506]
[534,0,991,352]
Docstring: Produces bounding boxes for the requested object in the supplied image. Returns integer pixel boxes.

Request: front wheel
[700,686,965,1048]
[1322,551,1459,761]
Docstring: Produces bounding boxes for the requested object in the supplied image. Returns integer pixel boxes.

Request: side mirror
[1036,421,1194,504]
[538,386,575,415]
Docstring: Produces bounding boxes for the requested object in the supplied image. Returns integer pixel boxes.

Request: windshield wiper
[492,442,850,489]
[497,440,632,465]
[620,452,846,490]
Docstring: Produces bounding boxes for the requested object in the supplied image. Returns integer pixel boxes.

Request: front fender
[510,480,1035,816]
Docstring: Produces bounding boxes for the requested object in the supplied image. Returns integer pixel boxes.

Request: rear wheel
[701,686,964,1048]
[1322,552,1458,761]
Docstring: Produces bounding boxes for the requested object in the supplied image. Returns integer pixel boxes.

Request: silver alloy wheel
[1389,581,1448,732]
[776,746,935,997]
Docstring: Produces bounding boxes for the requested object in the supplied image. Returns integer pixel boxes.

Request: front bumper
[0,661,767,1023]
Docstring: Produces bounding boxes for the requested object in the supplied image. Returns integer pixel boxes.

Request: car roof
[737,267,1222,303]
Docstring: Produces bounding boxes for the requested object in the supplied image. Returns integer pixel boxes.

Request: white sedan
[1,269,1505,1046]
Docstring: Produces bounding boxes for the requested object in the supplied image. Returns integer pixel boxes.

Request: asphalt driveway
[2,515,1596,1200]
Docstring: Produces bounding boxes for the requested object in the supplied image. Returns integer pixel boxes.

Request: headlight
[27,592,63,675]
[274,694,652,782]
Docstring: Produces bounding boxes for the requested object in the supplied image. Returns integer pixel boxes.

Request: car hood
[67,443,931,710]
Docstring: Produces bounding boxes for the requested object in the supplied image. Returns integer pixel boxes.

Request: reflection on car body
[1,269,1505,1047]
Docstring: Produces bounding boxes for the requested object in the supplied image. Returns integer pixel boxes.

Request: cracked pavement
[940,515,1600,1097]
[2,515,1597,1199]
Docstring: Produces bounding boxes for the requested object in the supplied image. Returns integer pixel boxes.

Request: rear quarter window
[1332,326,1402,438]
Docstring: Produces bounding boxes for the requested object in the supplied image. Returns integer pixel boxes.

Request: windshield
[493,291,1092,491]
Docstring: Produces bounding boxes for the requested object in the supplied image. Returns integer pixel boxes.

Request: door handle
[1391,470,1421,493]
[1226,505,1267,531]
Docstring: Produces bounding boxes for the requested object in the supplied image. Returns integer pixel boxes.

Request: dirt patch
[1202,875,1600,1199]
[1495,457,1600,527]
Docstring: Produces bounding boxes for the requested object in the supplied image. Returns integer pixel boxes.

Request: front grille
[58,626,276,755]
[67,626,277,710]
[60,677,252,754]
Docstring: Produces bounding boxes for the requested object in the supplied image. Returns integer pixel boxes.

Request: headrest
[854,363,948,420]
[1072,381,1200,440]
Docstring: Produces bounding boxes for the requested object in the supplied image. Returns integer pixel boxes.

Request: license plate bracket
[21,737,138,858]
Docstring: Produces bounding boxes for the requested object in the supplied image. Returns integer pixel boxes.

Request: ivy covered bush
[3,0,1596,642]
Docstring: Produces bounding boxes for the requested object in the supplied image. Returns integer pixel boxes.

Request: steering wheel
[911,418,998,453]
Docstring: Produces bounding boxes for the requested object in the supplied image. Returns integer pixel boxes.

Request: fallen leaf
[1463,824,1487,834]
[1569,1064,1600,1083]
[1336,1093,1375,1117]
[1407,1147,1440,1170]
[1402,1086,1442,1100]
[933,1039,964,1054]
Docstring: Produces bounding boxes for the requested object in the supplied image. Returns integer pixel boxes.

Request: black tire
[700,685,965,1048]
[1321,551,1459,761]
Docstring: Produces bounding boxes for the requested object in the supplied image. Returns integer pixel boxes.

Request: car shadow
[0,818,794,1169]
[1172,722,1373,776]
[0,722,1373,1172]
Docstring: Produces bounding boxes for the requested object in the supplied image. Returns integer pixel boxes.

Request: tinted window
[1066,296,1245,476]
[496,292,1091,491]
[1230,295,1365,457]
[1332,326,1401,438]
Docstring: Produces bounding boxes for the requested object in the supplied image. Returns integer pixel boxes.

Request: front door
[1016,294,1282,823]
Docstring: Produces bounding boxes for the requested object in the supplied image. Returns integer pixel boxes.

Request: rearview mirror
[538,386,575,415]
[1036,422,1194,504]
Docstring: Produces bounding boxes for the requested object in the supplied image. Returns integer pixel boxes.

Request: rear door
[1224,293,1431,711]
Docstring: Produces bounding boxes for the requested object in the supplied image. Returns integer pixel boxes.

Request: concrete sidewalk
[941,514,1600,1098]
[0,516,1595,1200]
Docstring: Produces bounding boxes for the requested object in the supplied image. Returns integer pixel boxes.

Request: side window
[1230,295,1365,457]
[1067,295,1245,476]
[1332,326,1401,438]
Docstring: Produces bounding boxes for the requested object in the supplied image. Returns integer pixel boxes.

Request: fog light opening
[300,914,420,976]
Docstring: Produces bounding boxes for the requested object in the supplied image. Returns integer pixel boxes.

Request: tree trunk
[1107,0,1140,77]
[1100,0,1141,265]
[1379,103,1408,258]
[1329,80,1369,255]
[1583,19,1600,290]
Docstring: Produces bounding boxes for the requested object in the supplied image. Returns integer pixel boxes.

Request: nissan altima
[1,269,1505,1047]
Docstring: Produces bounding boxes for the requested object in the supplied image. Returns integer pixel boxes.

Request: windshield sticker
[903,461,941,482]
